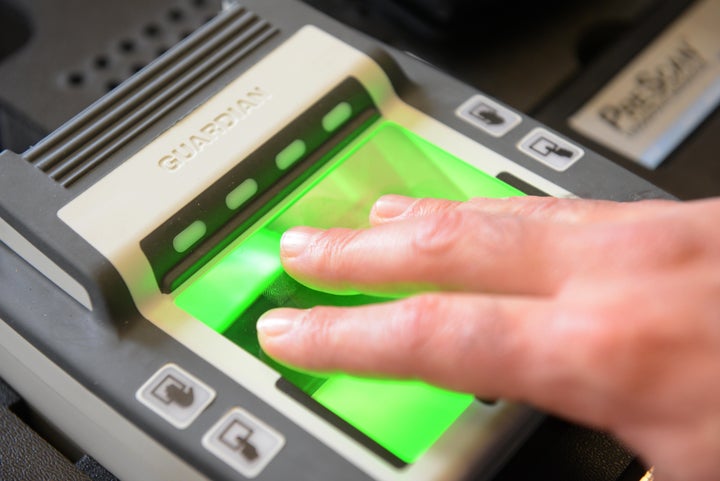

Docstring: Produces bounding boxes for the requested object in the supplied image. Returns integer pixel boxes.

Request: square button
[456,94,522,137]
[203,408,285,479]
[136,363,216,429]
[518,128,584,171]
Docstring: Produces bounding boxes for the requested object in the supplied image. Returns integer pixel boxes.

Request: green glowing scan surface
[175,121,523,464]
[312,376,473,464]
[176,229,283,333]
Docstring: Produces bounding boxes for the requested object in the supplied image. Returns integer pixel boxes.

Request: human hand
[257,195,720,481]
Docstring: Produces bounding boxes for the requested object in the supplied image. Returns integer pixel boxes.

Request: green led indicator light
[226,178,259,210]
[322,102,353,133]
[173,220,207,253]
[276,139,307,171]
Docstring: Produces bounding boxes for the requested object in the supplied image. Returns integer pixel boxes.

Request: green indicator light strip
[322,102,353,133]
[226,178,259,210]
[176,120,524,464]
[173,220,206,253]
[276,139,307,171]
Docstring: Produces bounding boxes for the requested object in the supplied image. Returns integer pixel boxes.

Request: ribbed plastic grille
[24,5,278,187]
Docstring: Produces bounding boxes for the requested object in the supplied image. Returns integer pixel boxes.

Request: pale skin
[256,194,720,481]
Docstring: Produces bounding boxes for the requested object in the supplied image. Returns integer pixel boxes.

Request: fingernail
[373,195,414,220]
[280,227,317,258]
[257,309,301,338]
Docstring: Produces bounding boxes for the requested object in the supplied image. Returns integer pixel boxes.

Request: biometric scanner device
[0,2,670,480]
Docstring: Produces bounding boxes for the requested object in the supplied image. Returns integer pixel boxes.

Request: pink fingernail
[257,309,301,338]
[373,195,414,219]
[280,227,318,258]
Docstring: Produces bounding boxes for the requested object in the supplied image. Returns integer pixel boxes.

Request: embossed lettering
[158,86,271,171]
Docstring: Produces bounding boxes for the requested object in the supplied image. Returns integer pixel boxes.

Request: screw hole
[67,72,85,87]
[119,39,136,53]
[168,8,185,22]
[191,0,208,8]
[143,23,162,38]
[93,56,110,70]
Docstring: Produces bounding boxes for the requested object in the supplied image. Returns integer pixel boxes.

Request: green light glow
[276,139,307,170]
[173,220,206,253]
[176,229,283,332]
[226,178,259,210]
[322,102,353,133]
[313,376,472,463]
[175,121,523,464]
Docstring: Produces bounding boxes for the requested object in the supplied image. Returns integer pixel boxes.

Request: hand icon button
[137,364,216,429]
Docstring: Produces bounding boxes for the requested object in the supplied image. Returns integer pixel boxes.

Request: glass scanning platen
[175,121,524,464]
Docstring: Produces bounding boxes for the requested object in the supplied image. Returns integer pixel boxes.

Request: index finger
[280,209,570,297]
[369,195,676,226]
[257,293,611,428]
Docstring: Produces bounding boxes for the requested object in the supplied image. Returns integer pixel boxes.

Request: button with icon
[136,363,216,429]
[518,127,584,171]
[456,94,522,137]
[203,408,285,478]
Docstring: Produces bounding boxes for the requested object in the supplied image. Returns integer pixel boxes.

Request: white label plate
[569,0,720,169]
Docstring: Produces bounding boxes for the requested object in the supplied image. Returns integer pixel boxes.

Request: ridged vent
[24,5,278,188]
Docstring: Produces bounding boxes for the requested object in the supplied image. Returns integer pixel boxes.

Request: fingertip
[256,308,305,356]
[257,308,298,334]
[280,227,321,259]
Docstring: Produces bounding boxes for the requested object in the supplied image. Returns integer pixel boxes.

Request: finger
[257,293,608,424]
[370,194,677,226]
[257,294,551,397]
[280,209,567,296]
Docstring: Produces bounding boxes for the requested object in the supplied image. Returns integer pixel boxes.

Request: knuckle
[390,294,445,355]
[576,300,672,400]
[299,306,341,356]
[411,210,467,254]
[480,215,527,258]
[545,307,629,424]
[411,209,529,260]
[607,221,703,269]
[588,333,653,419]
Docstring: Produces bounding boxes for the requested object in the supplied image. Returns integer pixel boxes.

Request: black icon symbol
[220,419,260,462]
[529,137,574,158]
[151,374,195,408]
[470,102,505,126]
